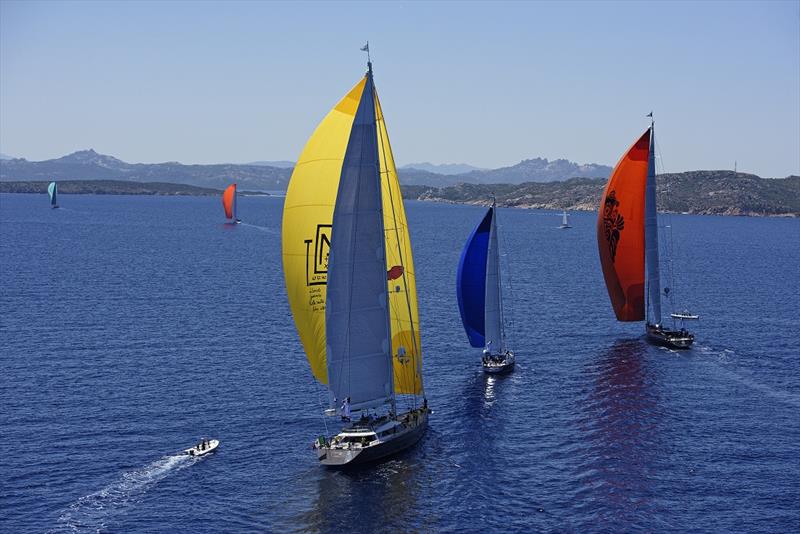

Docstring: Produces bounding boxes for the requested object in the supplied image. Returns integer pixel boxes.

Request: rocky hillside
[4,151,796,216]
[0,180,223,196]
[456,158,612,184]
[401,162,485,175]
[0,150,291,191]
[402,172,800,217]
[0,150,611,189]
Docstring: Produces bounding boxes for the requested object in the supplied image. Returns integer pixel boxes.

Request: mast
[644,119,662,326]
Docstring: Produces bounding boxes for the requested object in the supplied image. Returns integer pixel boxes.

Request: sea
[1,193,798,533]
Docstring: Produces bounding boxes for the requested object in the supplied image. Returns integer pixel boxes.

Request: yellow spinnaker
[376,92,423,396]
[282,75,423,395]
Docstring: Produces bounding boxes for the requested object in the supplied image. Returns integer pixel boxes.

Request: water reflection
[476,369,516,414]
[575,339,663,530]
[456,369,513,493]
[483,374,498,408]
[297,452,423,532]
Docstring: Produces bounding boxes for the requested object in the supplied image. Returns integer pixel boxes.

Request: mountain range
[3,150,796,217]
[0,149,613,190]
[400,162,485,175]
[0,150,291,191]
[246,160,295,168]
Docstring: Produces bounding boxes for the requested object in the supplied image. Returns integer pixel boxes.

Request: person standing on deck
[341,397,351,422]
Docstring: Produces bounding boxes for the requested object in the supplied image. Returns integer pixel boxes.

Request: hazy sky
[1,0,798,176]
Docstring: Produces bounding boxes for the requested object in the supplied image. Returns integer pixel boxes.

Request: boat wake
[239,222,277,233]
[54,208,90,215]
[52,454,194,533]
[695,344,800,408]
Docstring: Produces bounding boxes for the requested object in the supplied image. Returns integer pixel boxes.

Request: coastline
[2,177,796,218]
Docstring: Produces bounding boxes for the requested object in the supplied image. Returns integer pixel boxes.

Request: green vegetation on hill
[0,180,222,196]
[4,172,797,218]
[0,149,290,191]
[401,172,800,217]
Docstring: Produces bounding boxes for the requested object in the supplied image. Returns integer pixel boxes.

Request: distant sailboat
[559,210,572,229]
[282,58,428,467]
[457,200,515,373]
[222,183,240,223]
[597,116,696,349]
[48,181,59,209]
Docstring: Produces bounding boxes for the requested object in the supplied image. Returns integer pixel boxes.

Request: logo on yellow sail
[304,224,331,286]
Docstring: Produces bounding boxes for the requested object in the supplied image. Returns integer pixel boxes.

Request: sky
[1,0,798,177]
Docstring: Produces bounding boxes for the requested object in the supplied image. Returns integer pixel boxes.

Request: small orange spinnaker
[597,129,650,321]
[222,183,237,221]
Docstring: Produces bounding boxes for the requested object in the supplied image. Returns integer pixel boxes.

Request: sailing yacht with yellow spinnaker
[282,57,428,467]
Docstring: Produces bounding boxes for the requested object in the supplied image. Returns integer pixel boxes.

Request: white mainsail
[644,125,662,325]
[484,207,505,354]
[324,68,394,411]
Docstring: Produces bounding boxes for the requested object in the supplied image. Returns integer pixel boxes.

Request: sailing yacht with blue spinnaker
[457,200,515,373]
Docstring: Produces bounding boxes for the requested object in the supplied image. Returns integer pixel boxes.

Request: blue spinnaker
[456,207,493,347]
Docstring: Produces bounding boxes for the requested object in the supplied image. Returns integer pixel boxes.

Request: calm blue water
[1,193,799,533]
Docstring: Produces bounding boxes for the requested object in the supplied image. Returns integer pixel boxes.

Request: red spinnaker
[597,129,650,321]
[222,184,236,220]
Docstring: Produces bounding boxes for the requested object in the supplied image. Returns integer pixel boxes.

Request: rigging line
[375,92,422,403]
[370,84,397,411]
[301,342,331,433]
[314,374,330,436]
[503,214,515,342]
[655,134,679,314]
[493,207,507,347]
[497,210,516,347]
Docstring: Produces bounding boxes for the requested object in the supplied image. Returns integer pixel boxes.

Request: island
[3,180,227,196]
[401,172,800,217]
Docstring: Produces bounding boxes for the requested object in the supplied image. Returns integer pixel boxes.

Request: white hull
[184,439,219,456]
[482,351,515,374]
[646,324,694,349]
[314,409,428,467]
[670,312,699,320]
